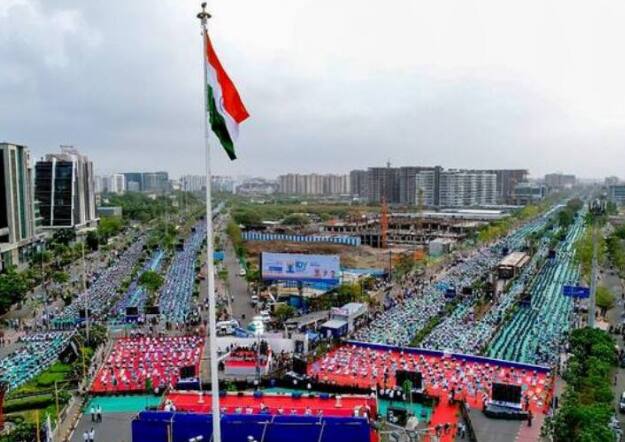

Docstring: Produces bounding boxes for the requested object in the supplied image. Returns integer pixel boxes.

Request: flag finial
[197,2,211,26]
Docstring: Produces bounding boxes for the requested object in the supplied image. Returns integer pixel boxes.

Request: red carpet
[166,391,378,418]
[309,345,553,416]
[426,401,458,442]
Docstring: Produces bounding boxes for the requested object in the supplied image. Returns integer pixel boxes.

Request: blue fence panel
[132,412,371,442]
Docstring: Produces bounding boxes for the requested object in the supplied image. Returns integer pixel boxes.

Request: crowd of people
[0,331,74,390]
[488,216,584,366]
[159,222,206,324]
[352,204,576,371]
[91,334,204,393]
[53,237,148,327]
[353,246,501,346]
[111,250,165,320]
[309,344,552,415]
[421,211,557,354]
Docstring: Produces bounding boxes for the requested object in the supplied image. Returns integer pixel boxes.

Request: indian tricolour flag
[204,31,249,160]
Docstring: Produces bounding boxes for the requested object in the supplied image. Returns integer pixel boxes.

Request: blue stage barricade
[132,411,371,442]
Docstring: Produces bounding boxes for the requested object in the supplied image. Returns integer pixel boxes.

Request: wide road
[223,237,255,327]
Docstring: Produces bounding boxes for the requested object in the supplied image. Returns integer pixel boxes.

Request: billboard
[261,252,340,284]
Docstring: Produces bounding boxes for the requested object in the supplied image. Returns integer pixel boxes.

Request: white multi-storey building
[278,173,350,196]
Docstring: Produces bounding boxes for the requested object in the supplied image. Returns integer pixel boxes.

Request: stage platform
[466,407,524,442]
[165,391,378,418]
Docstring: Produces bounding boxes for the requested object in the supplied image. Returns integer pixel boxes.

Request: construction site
[239,196,513,268]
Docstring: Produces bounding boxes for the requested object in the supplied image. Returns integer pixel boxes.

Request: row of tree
[546,327,617,441]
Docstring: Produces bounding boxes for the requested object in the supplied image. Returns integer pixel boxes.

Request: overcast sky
[1,0,624,179]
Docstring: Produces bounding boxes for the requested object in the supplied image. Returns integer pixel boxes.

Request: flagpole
[197,3,221,442]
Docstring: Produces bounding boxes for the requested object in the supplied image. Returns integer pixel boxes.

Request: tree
[0,267,30,313]
[282,214,309,226]
[86,231,99,251]
[232,209,262,226]
[548,327,616,442]
[402,379,413,405]
[274,304,296,323]
[51,228,76,246]
[595,286,615,316]
[395,253,416,278]
[51,271,69,285]
[98,216,123,243]
[557,210,574,228]
[336,283,365,305]
[139,270,164,306]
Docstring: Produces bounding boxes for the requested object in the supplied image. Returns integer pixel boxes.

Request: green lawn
[9,361,72,397]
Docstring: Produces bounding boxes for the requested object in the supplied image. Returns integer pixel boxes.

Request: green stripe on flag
[207,86,236,160]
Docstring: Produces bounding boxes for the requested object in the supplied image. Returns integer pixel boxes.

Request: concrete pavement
[223,239,255,327]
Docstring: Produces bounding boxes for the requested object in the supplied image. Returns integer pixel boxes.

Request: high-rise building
[544,173,576,189]
[107,173,126,194]
[180,175,205,192]
[605,176,620,187]
[414,169,439,207]
[349,170,368,197]
[513,182,547,205]
[94,175,105,194]
[212,176,236,193]
[123,172,143,192]
[608,185,625,205]
[438,170,497,207]
[0,143,40,269]
[35,146,98,230]
[485,169,529,204]
[142,171,169,193]
[415,169,496,208]
[366,166,400,204]
[277,173,349,196]
[398,166,441,205]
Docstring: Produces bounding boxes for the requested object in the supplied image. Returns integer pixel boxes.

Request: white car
[239,268,247,277]
[259,310,272,322]
[247,319,265,335]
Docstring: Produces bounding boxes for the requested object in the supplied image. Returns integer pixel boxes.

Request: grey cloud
[0,0,621,179]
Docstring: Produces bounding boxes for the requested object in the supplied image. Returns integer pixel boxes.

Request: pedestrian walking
[89,427,95,442]
[96,404,102,422]
[90,405,95,422]
[82,431,89,442]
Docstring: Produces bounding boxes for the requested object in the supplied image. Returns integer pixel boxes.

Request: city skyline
[3,0,625,179]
